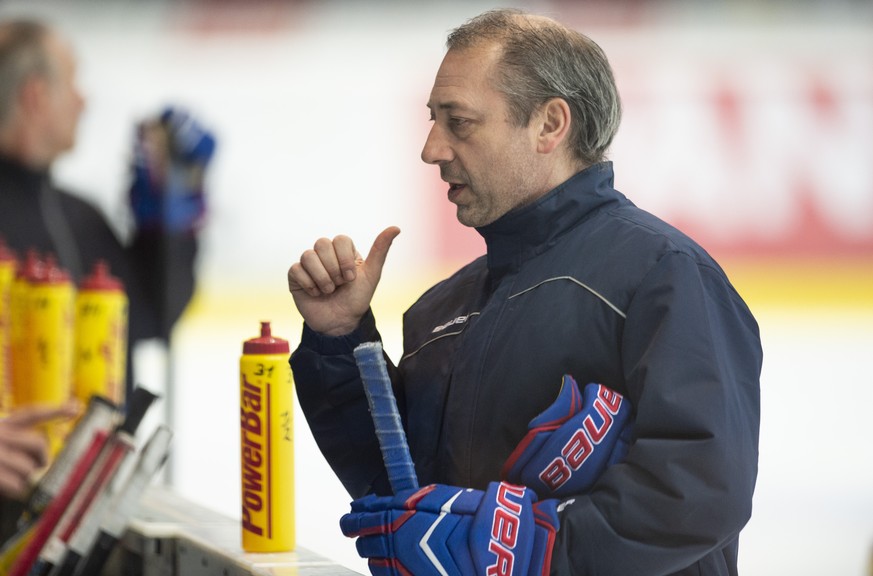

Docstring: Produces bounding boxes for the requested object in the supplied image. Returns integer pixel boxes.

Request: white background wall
[1,1,871,574]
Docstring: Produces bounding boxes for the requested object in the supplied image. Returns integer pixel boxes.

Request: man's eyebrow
[426,101,472,113]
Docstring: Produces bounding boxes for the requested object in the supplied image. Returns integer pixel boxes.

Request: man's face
[41,34,84,158]
[422,43,545,228]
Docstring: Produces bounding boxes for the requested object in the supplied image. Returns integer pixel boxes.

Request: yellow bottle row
[0,240,128,417]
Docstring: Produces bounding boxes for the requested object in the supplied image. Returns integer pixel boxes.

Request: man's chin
[52,139,77,162]
[454,206,474,227]
[455,208,493,228]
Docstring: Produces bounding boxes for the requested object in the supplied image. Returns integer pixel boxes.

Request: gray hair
[447,9,622,167]
[0,19,54,126]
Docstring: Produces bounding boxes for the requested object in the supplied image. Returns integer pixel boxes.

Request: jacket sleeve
[289,309,395,499]
[550,251,762,575]
[126,229,198,341]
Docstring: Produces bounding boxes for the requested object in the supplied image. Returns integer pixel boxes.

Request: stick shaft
[353,342,418,494]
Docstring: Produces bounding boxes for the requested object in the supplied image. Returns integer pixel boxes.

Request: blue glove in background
[129,106,216,233]
[502,376,633,498]
[340,482,559,576]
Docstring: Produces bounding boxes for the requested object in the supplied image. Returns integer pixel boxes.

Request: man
[288,9,761,576]
[0,19,209,393]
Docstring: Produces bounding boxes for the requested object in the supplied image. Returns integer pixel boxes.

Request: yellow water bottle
[10,250,44,409]
[0,238,17,414]
[239,321,295,552]
[24,255,75,408]
[73,260,129,405]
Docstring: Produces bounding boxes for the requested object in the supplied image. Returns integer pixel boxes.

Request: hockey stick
[4,429,110,576]
[31,431,135,575]
[54,425,172,576]
[0,397,118,571]
[23,396,119,522]
[353,342,418,494]
[7,387,157,576]
[34,388,157,576]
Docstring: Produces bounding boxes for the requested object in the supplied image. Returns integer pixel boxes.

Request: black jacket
[291,162,762,576]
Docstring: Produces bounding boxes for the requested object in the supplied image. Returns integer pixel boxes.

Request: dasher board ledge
[106,484,360,576]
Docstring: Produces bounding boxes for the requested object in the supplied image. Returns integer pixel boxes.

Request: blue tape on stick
[353,342,419,494]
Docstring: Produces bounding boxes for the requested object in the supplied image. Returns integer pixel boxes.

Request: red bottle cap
[243,321,289,355]
[21,249,45,282]
[38,254,71,285]
[80,260,124,291]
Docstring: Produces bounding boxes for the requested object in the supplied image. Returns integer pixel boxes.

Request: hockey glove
[340,481,559,576]
[129,106,216,233]
[502,375,633,498]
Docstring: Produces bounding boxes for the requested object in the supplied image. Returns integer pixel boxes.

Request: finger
[313,237,345,291]
[0,469,30,501]
[287,261,319,297]
[340,507,399,539]
[0,428,50,467]
[2,444,44,475]
[363,227,401,279]
[2,402,81,428]
[299,247,337,295]
[0,442,45,487]
[331,235,359,283]
[340,511,376,539]
[356,534,392,559]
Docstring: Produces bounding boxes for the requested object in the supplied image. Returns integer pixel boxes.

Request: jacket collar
[0,153,49,194]
[477,161,622,275]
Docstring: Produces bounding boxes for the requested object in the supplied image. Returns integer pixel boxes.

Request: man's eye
[449,117,471,134]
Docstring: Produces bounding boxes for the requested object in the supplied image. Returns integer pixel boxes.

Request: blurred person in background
[288,8,761,576]
[0,18,214,393]
[0,18,213,538]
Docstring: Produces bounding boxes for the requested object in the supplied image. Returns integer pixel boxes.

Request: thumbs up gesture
[287,227,400,336]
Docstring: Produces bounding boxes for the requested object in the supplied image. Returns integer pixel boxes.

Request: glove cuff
[532,500,559,576]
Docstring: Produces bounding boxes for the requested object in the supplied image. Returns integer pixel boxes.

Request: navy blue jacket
[291,162,762,576]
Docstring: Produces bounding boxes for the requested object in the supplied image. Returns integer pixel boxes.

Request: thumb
[363,226,400,278]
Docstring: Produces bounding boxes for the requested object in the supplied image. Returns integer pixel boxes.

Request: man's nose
[421,123,452,165]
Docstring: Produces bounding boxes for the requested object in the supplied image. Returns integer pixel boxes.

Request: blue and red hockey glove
[129,106,216,233]
[502,376,633,498]
[340,481,559,576]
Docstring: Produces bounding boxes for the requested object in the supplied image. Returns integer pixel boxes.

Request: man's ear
[535,98,571,155]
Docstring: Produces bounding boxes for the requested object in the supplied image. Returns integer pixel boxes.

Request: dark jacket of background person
[0,153,197,347]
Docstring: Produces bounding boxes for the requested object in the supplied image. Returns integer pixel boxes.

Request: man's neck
[540,156,589,198]
[0,122,54,170]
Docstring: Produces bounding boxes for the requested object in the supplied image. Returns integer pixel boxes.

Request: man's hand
[0,403,80,501]
[287,227,400,336]
[502,376,633,498]
[341,481,558,576]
